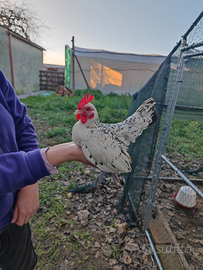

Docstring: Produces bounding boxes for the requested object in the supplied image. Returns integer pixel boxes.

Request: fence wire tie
[147,198,156,208]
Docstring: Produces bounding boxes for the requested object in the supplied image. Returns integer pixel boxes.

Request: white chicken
[72,93,158,185]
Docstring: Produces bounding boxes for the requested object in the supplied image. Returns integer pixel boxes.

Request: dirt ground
[31,154,203,270]
[33,173,157,270]
[153,155,203,270]
[32,171,159,270]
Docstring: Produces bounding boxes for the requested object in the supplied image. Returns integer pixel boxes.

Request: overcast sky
[23,0,203,65]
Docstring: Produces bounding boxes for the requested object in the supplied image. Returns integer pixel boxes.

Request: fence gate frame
[137,11,203,270]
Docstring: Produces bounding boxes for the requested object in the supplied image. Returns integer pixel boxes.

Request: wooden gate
[39,70,64,91]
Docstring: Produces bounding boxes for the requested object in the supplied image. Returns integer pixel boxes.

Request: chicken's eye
[86,107,90,111]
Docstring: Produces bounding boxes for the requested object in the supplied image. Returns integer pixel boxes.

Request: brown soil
[153,155,203,270]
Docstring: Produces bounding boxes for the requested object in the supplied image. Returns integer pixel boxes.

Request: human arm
[0,149,50,196]
[45,141,94,167]
[0,71,49,196]
[11,181,39,226]
[11,142,93,226]
[0,70,93,225]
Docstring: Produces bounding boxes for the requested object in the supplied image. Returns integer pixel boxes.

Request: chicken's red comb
[78,93,94,109]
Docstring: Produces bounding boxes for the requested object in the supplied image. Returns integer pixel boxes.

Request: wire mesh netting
[118,54,172,219]
[120,11,203,270]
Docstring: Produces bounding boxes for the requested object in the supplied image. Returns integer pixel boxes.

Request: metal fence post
[143,38,187,231]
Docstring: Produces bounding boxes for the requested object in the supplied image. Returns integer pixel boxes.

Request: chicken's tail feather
[149,108,159,127]
[136,98,159,127]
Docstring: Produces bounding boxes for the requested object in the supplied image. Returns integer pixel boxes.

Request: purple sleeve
[0,149,50,195]
[40,148,58,175]
[2,75,38,152]
[0,71,50,195]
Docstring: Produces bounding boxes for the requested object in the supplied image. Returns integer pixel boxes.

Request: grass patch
[23,89,131,128]
[166,119,203,161]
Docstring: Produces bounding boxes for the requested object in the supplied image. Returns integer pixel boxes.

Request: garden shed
[0,25,44,94]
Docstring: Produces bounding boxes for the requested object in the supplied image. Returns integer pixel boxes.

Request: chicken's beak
[74,109,81,115]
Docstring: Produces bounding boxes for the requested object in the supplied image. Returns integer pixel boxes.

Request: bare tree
[0,0,48,43]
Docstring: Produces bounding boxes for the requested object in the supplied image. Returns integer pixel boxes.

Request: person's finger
[14,211,26,226]
[11,206,19,223]
[24,215,31,224]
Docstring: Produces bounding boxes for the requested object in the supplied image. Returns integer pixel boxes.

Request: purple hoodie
[0,70,50,229]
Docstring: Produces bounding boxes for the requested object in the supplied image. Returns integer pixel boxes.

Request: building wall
[0,26,44,94]
[0,27,11,81]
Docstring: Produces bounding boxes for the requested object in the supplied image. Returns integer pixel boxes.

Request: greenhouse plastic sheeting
[68,46,166,95]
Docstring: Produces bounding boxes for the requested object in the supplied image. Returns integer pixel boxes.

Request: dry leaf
[109,227,116,233]
[109,259,117,266]
[118,236,125,245]
[113,266,123,270]
[124,239,139,252]
[95,251,100,258]
[55,194,62,200]
[60,219,69,226]
[69,260,74,266]
[101,245,111,257]
[72,216,78,221]
[123,250,132,264]
[105,236,113,243]
[50,217,56,224]
[115,222,128,234]
[78,210,90,226]
[95,242,101,248]
[198,240,203,246]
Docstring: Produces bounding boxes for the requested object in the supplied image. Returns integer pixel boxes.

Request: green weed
[108,243,121,259]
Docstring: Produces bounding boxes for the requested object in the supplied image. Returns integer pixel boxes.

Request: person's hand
[45,141,96,167]
[11,181,39,226]
[69,141,96,166]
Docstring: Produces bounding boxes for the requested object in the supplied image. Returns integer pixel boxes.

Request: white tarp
[72,46,166,95]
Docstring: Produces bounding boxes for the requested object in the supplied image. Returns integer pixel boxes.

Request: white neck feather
[84,109,100,128]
